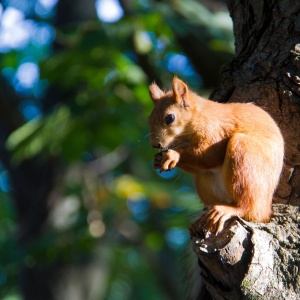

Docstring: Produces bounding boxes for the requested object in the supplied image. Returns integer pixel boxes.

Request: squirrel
[148,77,284,235]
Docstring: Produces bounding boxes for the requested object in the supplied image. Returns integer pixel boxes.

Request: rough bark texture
[192,205,300,299]
[212,0,300,205]
[190,1,300,299]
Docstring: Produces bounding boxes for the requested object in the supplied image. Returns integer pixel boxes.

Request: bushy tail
[181,211,206,299]
[181,242,203,299]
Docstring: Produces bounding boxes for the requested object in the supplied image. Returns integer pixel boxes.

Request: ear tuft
[149,82,164,102]
[172,77,189,106]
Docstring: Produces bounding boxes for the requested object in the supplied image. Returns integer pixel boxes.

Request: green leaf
[6,106,71,162]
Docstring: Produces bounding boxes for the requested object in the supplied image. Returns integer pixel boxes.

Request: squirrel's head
[148,77,195,150]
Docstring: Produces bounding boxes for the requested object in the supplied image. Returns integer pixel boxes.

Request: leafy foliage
[0,0,233,298]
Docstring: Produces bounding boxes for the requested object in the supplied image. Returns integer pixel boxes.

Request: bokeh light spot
[35,0,58,18]
[156,167,178,179]
[89,220,106,238]
[19,100,42,120]
[1,7,24,28]
[127,193,149,222]
[0,171,10,193]
[165,227,189,250]
[0,4,3,19]
[15,62,39,88]
[39,0,59,9]
[31,23,56,46]
[95,0,124,23]
[166,53,195,76]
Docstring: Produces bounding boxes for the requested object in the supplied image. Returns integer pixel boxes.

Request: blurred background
[0,0,234,299]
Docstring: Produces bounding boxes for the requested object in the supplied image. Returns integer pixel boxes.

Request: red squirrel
[148,77,284,235]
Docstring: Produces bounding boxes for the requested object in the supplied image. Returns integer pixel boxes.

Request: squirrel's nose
[151,143,161,149]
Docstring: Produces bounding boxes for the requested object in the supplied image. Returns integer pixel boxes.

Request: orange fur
[149,77,284,234]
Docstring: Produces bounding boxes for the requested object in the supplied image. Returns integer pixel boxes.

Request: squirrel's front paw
[153,149,179,172]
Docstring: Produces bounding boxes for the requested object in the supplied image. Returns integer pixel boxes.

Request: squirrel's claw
[189,205,237,237]
[202,205,237,235]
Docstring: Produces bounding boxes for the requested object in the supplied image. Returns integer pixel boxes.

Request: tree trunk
[190,1,300,298]
[0,1,98,299]
[0,74,58,300]
[191,205,300,299]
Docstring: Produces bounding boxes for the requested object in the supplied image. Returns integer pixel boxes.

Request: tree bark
[191,205,300,299]
[212,0,300,205]
[190,1,300,298]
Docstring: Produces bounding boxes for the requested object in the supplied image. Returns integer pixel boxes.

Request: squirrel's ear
[172,77,189,107]
[149,83,164,102]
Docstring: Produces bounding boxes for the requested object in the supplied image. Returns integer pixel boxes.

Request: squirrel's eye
[165,114,175,125]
